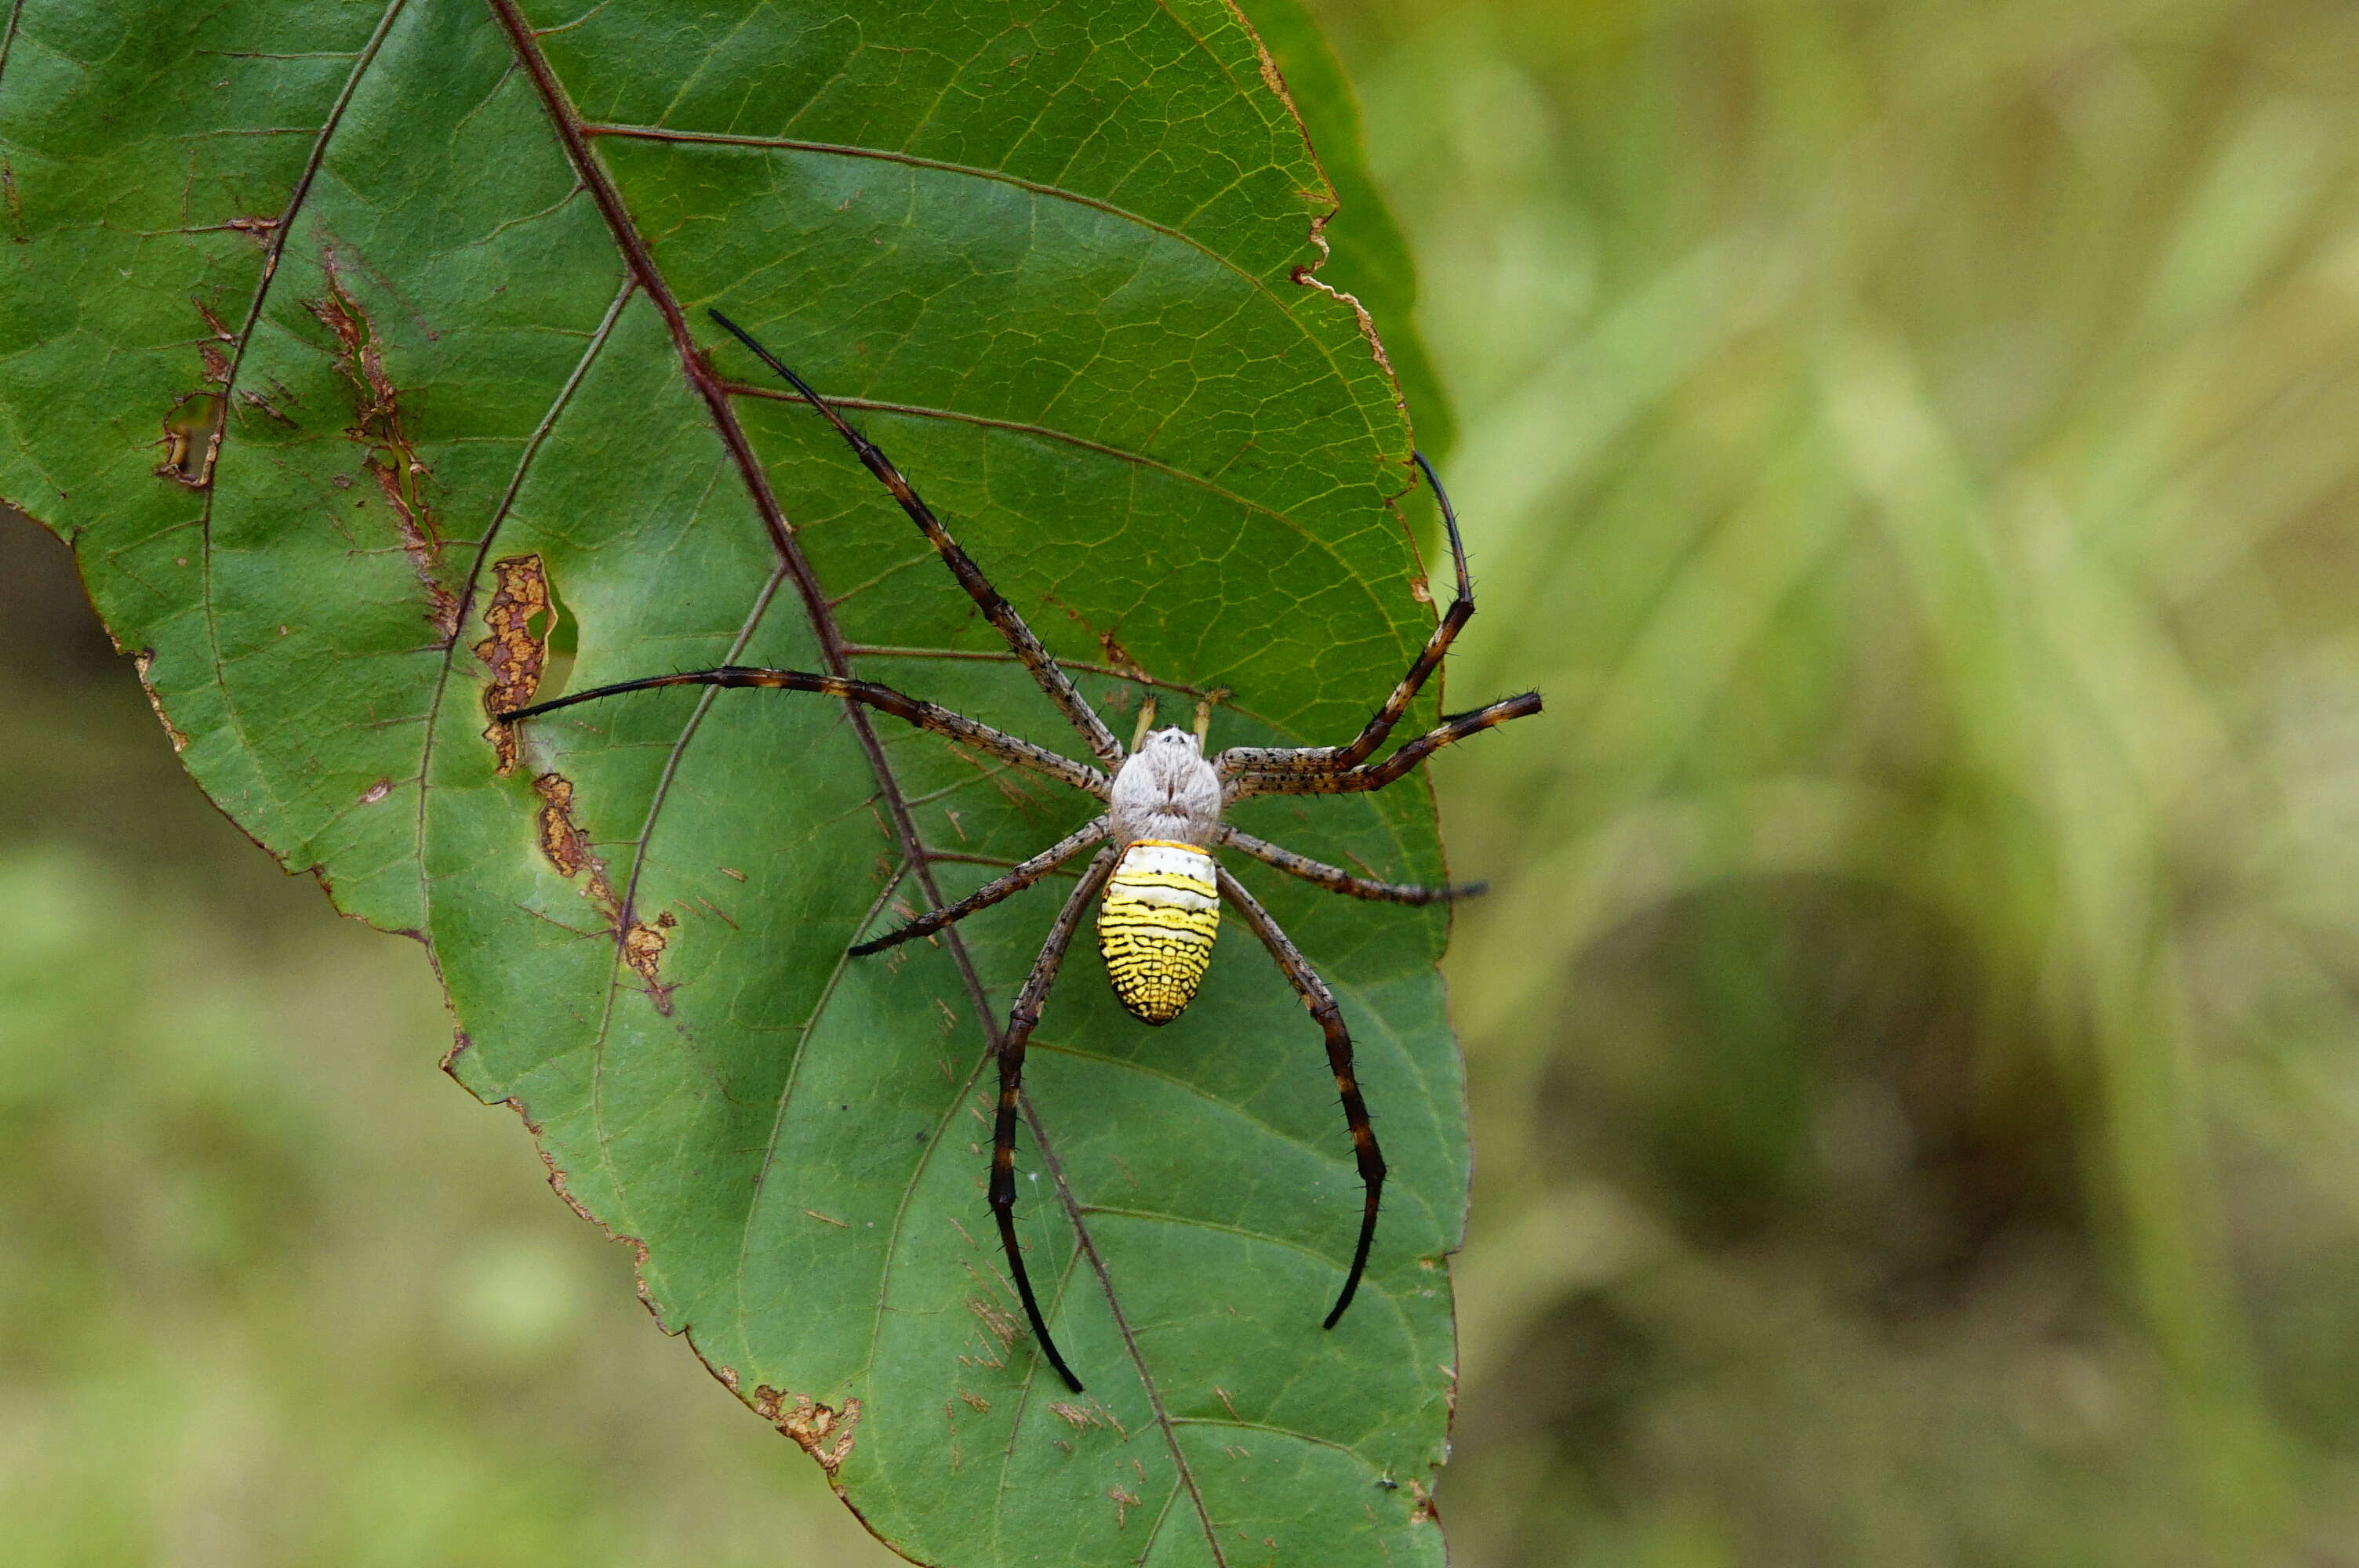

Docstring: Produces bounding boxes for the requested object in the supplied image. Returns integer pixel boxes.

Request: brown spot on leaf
[130,652,190,752]
[358,778,392,805]
[622,918,671,1004]
[969,1297,1020,1350]
[308,246,458,642]
[238,388,297,426]
[1095,627,1146,681]
[474,554,554,775]
[753,1389,861,1477]
[1048,1401,1098,1431]
[224,215,281,248]
[533,772,596,879]
[532,772,676,1014]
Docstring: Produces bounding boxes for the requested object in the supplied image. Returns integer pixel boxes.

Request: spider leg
[1216,452,1475,779]
[502,666,1108,798]
[851,816,1110,954]
[1225,691,1542,800]
[707,310,1125,768]
[990,845,1118,1394]
[1217,826,1487,904]
[1215,866,1385,1330]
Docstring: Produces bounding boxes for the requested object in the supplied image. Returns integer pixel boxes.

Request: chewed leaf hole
[154,391,224,488]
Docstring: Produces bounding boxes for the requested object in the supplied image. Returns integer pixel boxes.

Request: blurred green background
[13,0,2359,1561]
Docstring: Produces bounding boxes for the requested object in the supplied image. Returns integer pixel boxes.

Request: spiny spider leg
[1217,451,1475,779]
[852,816,1110,955]
[707,310,1125,768]
[1215,866,1385,1329]
[1216,826,1486,904]
[501,666,1110,798]
[991,846,1118,1394]
[1227,691,1543,799]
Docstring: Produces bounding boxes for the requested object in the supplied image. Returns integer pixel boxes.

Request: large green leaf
[0,3,1465,1562]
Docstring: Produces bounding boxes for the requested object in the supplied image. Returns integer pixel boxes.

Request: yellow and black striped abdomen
[1097,840,1220,1025]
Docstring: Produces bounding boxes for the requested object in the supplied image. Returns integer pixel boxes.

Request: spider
[501,310,1543,1392]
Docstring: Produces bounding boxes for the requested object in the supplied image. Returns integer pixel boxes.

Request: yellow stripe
[1097,840,1221,1025]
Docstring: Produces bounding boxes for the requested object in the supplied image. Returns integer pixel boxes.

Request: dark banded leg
[991,846,1118,1394]
[851,816,1110,955]
[1217,452,1475,779]
[707,310,1124,768]
[1216,826,1487,904]
[1214,866,1385,1330]
[1226,691,1542,800]
[501,666,1108,797]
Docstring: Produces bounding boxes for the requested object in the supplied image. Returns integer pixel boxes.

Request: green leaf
[0,3,1465,1563]
[1241,0,1456,461]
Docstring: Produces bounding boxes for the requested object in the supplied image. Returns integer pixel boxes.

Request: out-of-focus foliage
[1303,0,2359,1561]
[16,0,2359,1562]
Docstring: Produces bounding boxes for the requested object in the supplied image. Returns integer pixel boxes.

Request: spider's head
[1138,724,1201,760]
[1109,728,1222,845]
